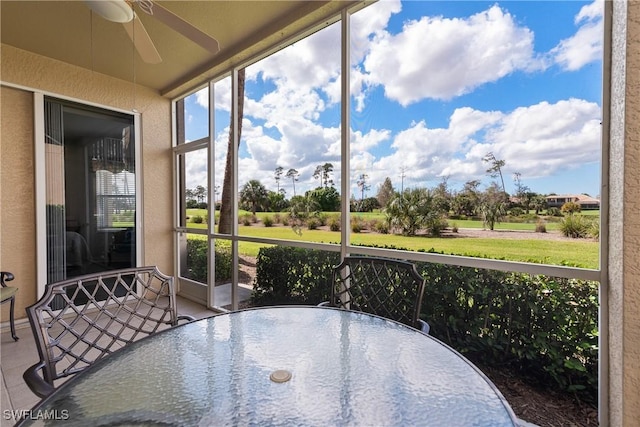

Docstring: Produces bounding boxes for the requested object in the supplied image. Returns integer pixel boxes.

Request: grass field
[184,209,599,268]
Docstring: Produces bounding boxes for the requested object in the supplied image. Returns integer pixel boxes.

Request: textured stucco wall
[623,2,640,424]
[0,86,36,323]
[0,44,173,323]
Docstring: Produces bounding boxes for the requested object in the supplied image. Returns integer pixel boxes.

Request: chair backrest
[331,256,426,329]
[26,266,185,386]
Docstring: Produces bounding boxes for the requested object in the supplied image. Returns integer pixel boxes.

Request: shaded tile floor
[0,297,218,426]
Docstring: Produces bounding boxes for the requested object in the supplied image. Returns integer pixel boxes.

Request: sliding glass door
[41,97,137,285]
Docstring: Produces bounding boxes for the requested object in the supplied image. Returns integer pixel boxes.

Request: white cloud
[247,22,341,105]
[550,0,603,71]
[194,87,208,108]
[360,5,543,105]
[372,98,600,189]
[214,78,232,111]
[351,128,392,153]
[182,1,602,198]
[350,0,402,64]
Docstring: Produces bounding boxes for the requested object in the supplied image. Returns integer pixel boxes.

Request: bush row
[251,246,598,403]
[251,246,338,305]
[184,238,232,283]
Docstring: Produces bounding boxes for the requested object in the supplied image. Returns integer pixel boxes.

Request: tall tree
[267,190,288,212]
[512,172,531,211]
[483,152,506,194]
[313,163,334,188]
[356,173,370,201]
[274,166,284,193]
[478,183,508,230]
[313,165,323,187]
[433,177,451,213]
[286,168,300,196]
[451,180,481,216]
[195,185,207,204]
[185,188,196,203]
[376,177,395,208]
[218,68,246,234]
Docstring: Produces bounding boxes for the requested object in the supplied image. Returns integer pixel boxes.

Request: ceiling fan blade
[122,14,162,64]
[140,1,220,54]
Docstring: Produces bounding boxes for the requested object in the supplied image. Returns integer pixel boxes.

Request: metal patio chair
[1,271,19,341]
[322,256,430,333]
[23,266,194,398]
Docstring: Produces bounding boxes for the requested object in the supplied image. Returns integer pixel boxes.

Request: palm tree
[240,180,268,215]
[384,188,441,236]
[531,194,548,214]
[218,68,246,234]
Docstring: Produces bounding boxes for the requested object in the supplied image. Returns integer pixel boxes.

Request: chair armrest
[317,301,331,307]
[0,271,14,286]
[23,362,55,399]
[177,314,196,323]
[418,319,430,334]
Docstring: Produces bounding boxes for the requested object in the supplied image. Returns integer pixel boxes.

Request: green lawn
[183,209,599,268]
[236,226,597,269]
[445,219,561,231]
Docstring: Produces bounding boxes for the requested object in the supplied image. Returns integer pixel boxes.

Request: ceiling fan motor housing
[85,0,134,23]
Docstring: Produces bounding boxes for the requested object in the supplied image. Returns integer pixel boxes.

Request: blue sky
[184,0,603,200]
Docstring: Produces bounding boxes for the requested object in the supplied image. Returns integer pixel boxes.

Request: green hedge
[252,246,338,305]
[184,239,232,283]
[252,246,598,403]
[415,262,598,403]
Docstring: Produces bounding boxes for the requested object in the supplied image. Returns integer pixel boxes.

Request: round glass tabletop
[20,306,517,426]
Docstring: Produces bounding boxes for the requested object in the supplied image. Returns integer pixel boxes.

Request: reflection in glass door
[44,97,137,284]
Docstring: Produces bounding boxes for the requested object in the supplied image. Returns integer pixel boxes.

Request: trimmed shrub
[428,217,448,237]
[263,215,274,227]
[252,246,338,305]
[306,217,320,230]
[510,207,524,216]
[535,220,547,233]
[372,219,389,234]
[184,238,232,284]
[191,215,203,224]
[241,214,253,226]
[416,260,598,403]
[351,216,365,233]
[547,207,562,217]
[451,222,459,233]
[328,215,341,232]
[317,213,329,227]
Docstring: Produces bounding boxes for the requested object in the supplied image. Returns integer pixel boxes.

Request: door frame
[34,92,142,298]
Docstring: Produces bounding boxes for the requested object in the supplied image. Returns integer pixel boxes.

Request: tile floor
[0,297,218,427]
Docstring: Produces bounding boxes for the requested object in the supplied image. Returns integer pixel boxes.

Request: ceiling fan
[84,0,220,64]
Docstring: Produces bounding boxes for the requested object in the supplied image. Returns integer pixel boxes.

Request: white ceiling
[1,1,354,97]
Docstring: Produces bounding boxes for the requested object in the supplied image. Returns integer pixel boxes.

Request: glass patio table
[19,306,517,426]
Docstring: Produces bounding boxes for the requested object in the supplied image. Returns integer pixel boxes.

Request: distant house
[546,194,600,210]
